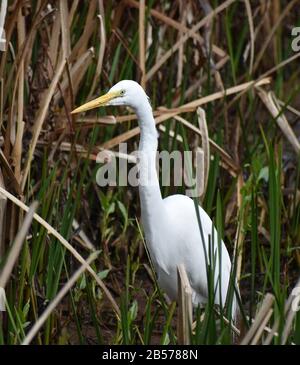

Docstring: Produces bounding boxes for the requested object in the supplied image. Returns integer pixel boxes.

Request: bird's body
[143,194,232,307]
[72,80,236,317]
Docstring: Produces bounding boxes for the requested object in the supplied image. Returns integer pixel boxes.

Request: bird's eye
[120,90,126,96]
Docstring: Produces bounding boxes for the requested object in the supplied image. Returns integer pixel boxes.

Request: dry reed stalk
[75,116,117,125]
[0,186,120,317]
[0,149,21,195]
[217,53,300,122]
[112,27,142,73]
[55,48,94,103]
[68,0,79,27]
[115,108,238,175]
[160,115,238,177]
[0,202,37,289]
[176,1,186,88]
[0,0,20,79]
[253,0,298,72]
[145,0,236,81]
[21,57,66,191]
[271,0,280,63]
[243,0,254,74]
[277,100,300,118]
[59,0,71,58]
[72,219,95,251]
[250,308,273,345]
[70,1,97,62]
[257,89,300,155]
[100,78,270,150]
[2,0,48,108]
[47,10,61,75]
[183,78,270,109]
[22,251,99,345]
[125,0,226,58]
[38,140,135,163]
[87,14,106,100]
[177,264,193,345]
[11,8,25,183]
[11,122,24,183]
[173,56,229,107]
[241,293,275,345]
[243,2,270,66]
[199,0,213,57]
[260,52,300,81]
[70,48,95,98]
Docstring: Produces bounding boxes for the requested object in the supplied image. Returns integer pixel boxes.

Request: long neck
[137,102,158,152]
[135,102,163,234]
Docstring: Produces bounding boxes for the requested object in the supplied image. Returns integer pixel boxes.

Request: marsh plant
[0,0,299,345]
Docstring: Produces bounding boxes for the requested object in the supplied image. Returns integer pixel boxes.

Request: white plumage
[72,80,236,318]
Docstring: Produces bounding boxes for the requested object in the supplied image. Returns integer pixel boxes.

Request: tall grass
[0,0,299,345]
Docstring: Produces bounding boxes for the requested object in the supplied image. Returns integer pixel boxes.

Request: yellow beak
[71,91,120,114]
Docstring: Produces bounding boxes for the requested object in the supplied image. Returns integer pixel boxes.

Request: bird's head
[71,80,149,114]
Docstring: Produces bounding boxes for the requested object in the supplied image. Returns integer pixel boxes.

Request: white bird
[72,80,237,318]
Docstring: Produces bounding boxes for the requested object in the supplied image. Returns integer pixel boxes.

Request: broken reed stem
[241,293,275,345]
[257,89,300,155]
[250,308,273,345]
[177,264,193,345]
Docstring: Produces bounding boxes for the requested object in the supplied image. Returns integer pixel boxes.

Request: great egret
[72,80,236,318]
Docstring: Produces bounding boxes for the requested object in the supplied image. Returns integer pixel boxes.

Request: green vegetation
[0,0,299,345]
